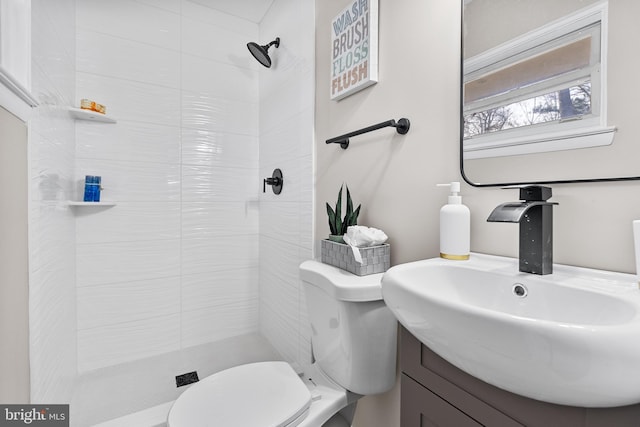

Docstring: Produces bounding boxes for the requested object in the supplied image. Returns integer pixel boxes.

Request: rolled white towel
[343,226,388,263]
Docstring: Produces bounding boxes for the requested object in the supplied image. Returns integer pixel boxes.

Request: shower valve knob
[263,177,280,190]
[263,169,283,195]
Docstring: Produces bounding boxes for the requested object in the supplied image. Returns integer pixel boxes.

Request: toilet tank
[299,260,397,395]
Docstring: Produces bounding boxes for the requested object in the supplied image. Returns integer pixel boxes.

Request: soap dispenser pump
[437,182,470,260]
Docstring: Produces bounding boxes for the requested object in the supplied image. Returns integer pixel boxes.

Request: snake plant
[326,185,361,236]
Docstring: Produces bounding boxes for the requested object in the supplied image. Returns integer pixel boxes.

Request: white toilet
[167,260,397,427]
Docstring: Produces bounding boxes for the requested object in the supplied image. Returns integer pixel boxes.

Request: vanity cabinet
[400,326,640,427]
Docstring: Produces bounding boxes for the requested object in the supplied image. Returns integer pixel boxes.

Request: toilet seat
[167,361,312,427]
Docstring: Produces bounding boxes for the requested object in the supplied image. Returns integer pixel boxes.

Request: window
[463,2,614,160]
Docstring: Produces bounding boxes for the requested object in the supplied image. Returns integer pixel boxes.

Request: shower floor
[71,333,282,426]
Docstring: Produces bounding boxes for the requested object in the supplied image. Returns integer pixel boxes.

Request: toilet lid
[167,361,312,427]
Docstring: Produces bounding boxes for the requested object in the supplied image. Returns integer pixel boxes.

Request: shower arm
[264,39,280,49]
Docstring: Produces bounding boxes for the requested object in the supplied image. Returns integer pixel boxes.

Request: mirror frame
[459,0,640,187]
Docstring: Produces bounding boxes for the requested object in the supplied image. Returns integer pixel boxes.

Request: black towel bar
[325,118,410,149]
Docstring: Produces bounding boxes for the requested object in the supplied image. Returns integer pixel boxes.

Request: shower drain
[176,371,199,387]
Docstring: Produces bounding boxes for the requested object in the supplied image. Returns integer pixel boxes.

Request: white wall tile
[260,108,312,163]
[259,303,298,366]
[135,0,180,14]
[260,236,305,289]
[257,0,314,90]
[30,104,76,149]
[258,119,297,166]
[77,0,180,51]
[76,120,180,165]
[297,108,315,159]
[32,0,75,68]
[77,239,180,287]
[181,91,258,135]
[78,314,180,372]
[181,129,258,168]
[299,201,314,252]
[182,235,258,276]
[33,0,74,34]
[260,75,314,135]
[181,302,258,349]
[260,201,300,246]
[77,277,180,330]
[259,237,304,367]
[29,202,75,275]
[31,10,75,105]
[260,270,298,324]
[299,155,313,203]
[258,0,315,372]
[77,73,181,126]
[181,54,258,102]
[298,285,313,368]
[182,268,258,313]
[77,30,180,89]
[180,1,258,37]
[75,159,181,202]
[30,278,77,402]
[29,136,75,202]
[31,61,75,109]
[182,15,257,69]
[181,165,258,202]
[260,109,313,166]
[182,202,258,239]
[76,202,180,244]
[29,0,77,404]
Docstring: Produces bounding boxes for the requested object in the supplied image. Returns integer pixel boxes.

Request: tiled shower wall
[29,0,78,403]
[29,0,76,402]
[258,0,315,371]
[73,1,262,372]
[29,0,314,395]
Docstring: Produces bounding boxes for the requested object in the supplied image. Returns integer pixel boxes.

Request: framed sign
[330,0,378,101]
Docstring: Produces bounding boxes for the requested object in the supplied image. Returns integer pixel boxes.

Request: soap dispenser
[437,182,470,260]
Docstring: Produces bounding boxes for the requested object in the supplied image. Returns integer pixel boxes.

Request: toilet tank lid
[299,260,384,302]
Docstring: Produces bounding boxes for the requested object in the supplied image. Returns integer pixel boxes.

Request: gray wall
[316,1,461,425]
[315,1,640,426]
[0,106,30,403]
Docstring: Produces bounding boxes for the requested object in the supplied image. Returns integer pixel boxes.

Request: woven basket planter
[320,239,390,276]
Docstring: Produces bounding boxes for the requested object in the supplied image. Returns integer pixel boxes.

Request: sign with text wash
[330,0,378,101]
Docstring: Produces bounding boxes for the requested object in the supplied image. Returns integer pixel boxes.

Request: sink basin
[382,253,640,407]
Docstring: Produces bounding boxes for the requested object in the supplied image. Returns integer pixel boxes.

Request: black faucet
[487,186,558,275]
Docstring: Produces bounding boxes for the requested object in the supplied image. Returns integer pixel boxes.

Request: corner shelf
[69,107,117,123]
[68,201,116,207]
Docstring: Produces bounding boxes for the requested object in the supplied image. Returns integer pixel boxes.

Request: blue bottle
[93,176,101,202]
[83,176,102,202]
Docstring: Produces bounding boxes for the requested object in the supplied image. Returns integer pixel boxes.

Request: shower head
[247,37,280,68]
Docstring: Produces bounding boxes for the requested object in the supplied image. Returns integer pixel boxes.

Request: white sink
[381,253,640,407]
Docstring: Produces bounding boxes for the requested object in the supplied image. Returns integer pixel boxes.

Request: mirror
[461,0,640,186]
